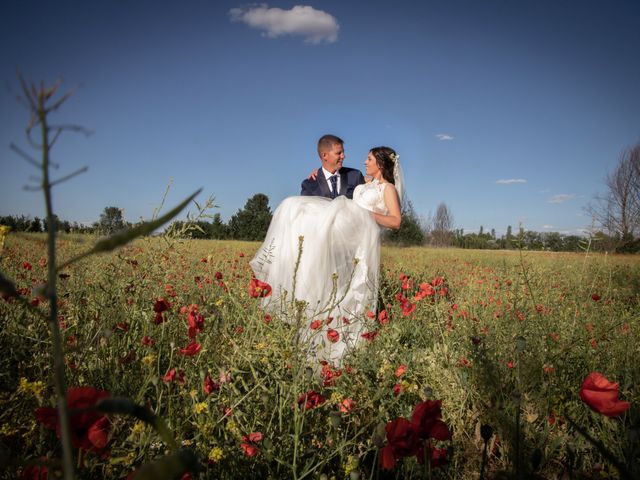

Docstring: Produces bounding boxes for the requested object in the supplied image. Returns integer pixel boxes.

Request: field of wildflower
[1,232,638,479]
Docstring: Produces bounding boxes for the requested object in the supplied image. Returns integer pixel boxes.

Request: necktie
[329,174,338,199]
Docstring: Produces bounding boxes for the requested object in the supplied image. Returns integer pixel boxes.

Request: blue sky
[1,0,639,236]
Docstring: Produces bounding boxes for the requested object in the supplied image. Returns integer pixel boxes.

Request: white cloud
[548,194,574,204]
[435,133,454,141]
[496,178,527,184]
[230,4,339,44]
[542,224,554,229]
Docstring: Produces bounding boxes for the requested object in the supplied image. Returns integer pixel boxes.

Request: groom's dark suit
[300,167,365,199]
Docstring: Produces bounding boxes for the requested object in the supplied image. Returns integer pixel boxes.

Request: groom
[301,134,365,199]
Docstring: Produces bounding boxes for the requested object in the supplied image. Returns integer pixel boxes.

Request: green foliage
[228,193,272,241]
[384,199,425,246]
[98,206,126,234]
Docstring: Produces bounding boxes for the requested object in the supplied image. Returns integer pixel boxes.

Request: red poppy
[310,319,322,330]
[22,261,33,270]
[179,341,202,356]
[115,322,129,332]
[242,431,264,443]
[339,398,355,414]
[320,363,342,386]
[392,383,402,396]
[378,310,389,325]
[35,387,111,454]
[379,418,418,470]
[361,331,379,341]
[420,282,435,296]
[580,372,630,417]
[203,374,220,394]
[163,368,185,385]
[591,293,601,302]
[401,301,416,316]
[163,368,177,383]
[215,271,223,280]
[153,298,171,313]
[410,400,452,441]
[141,335,155,347]
[241,443,259,457]
[297,390,326,411]
[327,329,340,343]
[187,310,205,338]
[395,364,407,378]
[20,458,49,480]
[248,277,272,298]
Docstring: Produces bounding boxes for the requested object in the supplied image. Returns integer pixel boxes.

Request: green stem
[39,93,75,479]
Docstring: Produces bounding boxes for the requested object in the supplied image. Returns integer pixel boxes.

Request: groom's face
[321,143,345,174]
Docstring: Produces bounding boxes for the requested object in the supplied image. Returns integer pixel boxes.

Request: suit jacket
[300,167,365,199]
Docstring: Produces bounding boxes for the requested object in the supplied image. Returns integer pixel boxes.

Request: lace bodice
[353,179,388,215]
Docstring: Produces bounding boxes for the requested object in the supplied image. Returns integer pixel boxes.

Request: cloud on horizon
[435,133,454,141]
[548,194,574,204]
[230,5,339,44]
[496,178,527,184]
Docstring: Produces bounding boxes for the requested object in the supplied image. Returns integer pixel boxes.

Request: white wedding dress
[250,180,389,365]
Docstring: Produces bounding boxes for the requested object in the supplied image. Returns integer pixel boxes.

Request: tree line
[3,141,638,252]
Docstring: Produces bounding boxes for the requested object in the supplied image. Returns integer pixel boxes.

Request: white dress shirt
[322,167,341,195]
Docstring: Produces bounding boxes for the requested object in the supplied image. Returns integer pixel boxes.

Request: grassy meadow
[1,233,639,479]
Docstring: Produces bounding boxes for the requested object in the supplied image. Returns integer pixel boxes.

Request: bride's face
[365,152,381,178]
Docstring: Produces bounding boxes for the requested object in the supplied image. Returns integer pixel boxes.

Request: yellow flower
[215,299,224,306]
[255,342,267,350]
[208,446,224,463]
[226,419,240,436]
[344,455,359,475]
[131,421,146,436]
[199,422,213,436]
[17,377,45,399]
[330,392,343,404]
[194,402,208,415]
[0,424,19,436]
[189,389,198,400]
[142,354,156,366]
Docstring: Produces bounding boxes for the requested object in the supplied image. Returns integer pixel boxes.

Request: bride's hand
[308,169,318,180]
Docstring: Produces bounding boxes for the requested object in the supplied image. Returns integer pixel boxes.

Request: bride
[250,146,402,365]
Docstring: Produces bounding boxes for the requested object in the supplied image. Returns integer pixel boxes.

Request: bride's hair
[370,146,397,184]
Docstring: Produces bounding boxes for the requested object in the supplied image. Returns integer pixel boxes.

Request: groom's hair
[317,134,344,156]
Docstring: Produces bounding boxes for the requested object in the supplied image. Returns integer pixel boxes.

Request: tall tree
[430,202,454,247]
[228,194,272,241]
[586,142,640,248]
[98,206,125,234]
[384,199,424,245]
[210,213,229,239]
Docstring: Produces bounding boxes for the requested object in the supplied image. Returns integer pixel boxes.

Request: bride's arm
[371,184,401,230]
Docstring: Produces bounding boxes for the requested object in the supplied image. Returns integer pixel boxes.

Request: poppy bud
[480,424,493,442]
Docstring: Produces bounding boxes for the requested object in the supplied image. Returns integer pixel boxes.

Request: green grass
[1,234,638,479]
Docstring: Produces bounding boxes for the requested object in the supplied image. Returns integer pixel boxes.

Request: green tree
[384,199,425,246]
[505,225,513,249]
[228,194,272,241]
[29,217,42,232]
[98,206,125,234]
[43,214,62,232]
[210,213,229,239]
